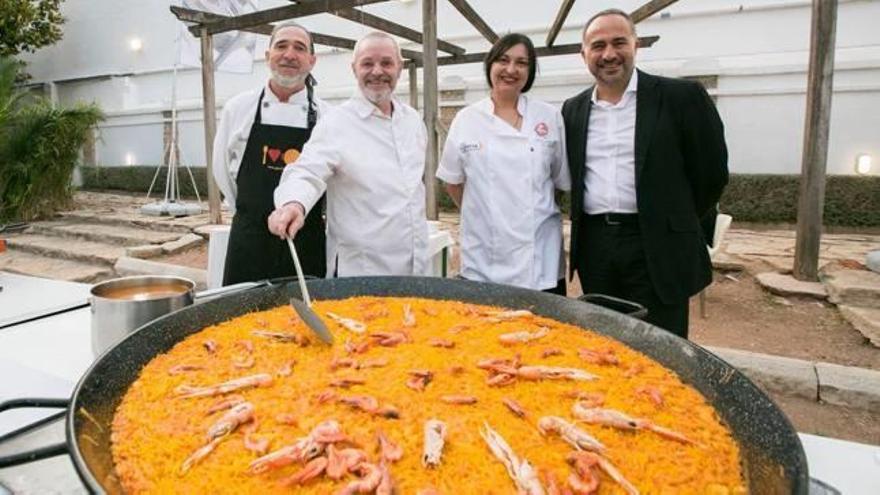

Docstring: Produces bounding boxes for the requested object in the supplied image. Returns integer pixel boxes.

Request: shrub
[0,57,102,222]
[81,170,879,227]
[436,174,879,227]
[720,174,880,227]
[80,165,208,199]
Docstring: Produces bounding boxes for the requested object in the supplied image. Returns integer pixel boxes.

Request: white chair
[205,225,231,289]
[699,213,733,318]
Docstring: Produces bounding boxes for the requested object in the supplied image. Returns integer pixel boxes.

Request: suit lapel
[634,70,660,185]
[575,87,593,191]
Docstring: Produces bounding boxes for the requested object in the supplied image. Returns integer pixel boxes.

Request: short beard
[594,63,633,88]
[271,70,307,89]
[361,86,393,105]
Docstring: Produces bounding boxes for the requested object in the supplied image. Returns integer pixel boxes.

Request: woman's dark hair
[483,33,537,93]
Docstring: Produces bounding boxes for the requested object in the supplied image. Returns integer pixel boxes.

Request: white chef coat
[212,83,330,213]
[583,70,638,214]
[274,92,429,277]
[437,95,570,290]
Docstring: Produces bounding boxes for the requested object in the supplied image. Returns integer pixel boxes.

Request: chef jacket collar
[264,81,309,105]
[476,93,529,119]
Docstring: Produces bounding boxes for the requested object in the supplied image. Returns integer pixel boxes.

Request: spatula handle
[285,237,312,307]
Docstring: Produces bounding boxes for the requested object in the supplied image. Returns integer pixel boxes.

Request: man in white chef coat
[213,21,330,285]
[268,31,429,277]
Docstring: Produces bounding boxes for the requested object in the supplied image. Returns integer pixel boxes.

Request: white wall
[21,0,880,176]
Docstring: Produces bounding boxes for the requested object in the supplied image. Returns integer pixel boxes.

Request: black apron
[222,89,326,285]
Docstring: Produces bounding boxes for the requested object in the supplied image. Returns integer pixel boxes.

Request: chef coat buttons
[263,102,270,108]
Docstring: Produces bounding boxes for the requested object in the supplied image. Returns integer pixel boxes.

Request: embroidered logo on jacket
[534,122,549,137]
[460,142,481,153]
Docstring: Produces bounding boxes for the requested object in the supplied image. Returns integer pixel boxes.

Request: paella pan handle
[194,276,316,303]
[0,398,70,468]
[577,293,648,320]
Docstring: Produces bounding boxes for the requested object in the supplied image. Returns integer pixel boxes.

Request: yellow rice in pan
[111,296,746,494]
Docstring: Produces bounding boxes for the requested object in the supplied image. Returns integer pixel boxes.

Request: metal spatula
[285,237,333,344]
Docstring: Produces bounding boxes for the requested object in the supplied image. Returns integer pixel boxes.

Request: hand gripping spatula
[285,237,333,344]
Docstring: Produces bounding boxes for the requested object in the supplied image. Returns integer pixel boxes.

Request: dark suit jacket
[562,70,729,304]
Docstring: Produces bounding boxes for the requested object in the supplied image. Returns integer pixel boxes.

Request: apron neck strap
[306,74,317,130]
[254,88,266,124]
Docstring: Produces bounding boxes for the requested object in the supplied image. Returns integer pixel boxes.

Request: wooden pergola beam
[546,0,576,47]
[310,31,424,61]
[188,0,389,36]
[172,6,272,36]
[446,0,498,43]
[545,0,675,48]
[332,7,465,55]
[630,0,680,24]
[405,36,659,68]
[170,6,422,62]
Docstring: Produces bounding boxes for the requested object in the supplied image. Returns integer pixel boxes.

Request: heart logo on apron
[267,148,282,162]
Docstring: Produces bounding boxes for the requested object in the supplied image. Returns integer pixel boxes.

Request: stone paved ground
[0,191,231,283]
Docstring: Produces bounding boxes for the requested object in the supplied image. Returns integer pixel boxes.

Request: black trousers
[544,278,567,296]
[576,214,689,338]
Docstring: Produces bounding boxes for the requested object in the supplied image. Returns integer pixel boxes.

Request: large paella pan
[17,277,808,493]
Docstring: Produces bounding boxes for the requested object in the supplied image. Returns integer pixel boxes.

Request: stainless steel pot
[89,275,194,357]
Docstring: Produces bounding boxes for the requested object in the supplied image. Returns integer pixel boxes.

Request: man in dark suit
[562,9,728,338]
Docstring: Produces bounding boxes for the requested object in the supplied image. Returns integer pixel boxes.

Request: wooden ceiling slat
[332,8,465,55]
[171,6,422,61]
[405,36,659,68]
[446,0,498,43]
[630,0,680,24]
[546,0,577,47]
[193,0,389,36]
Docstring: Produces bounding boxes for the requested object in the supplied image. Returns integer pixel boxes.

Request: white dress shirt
[437,95,570,290]
[274,92,429,277]
[583,70,639,214]
[212,83,330,213]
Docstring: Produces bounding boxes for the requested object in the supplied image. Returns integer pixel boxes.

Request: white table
[799,433,880,494]
[0,273,90,329]
[1,273,877,493]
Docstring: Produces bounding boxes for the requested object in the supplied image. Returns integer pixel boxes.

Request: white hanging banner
[178,0,260,74]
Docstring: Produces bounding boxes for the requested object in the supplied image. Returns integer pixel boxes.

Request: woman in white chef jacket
[437,33,571,294]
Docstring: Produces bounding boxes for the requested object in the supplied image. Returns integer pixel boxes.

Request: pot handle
[577,293,649,320]
[0,398,70,468]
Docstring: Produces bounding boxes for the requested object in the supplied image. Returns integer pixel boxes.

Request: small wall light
[855,153,872,175]
[125,153,136,166]
[129,37,144,52]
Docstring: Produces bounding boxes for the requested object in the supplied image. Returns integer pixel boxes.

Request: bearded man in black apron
[212,22,327,285]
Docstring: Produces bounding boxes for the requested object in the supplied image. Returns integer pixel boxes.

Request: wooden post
[422,0,439,220]
[408,64,419,110]
[794,0,837,281]
[200,26,222,224]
